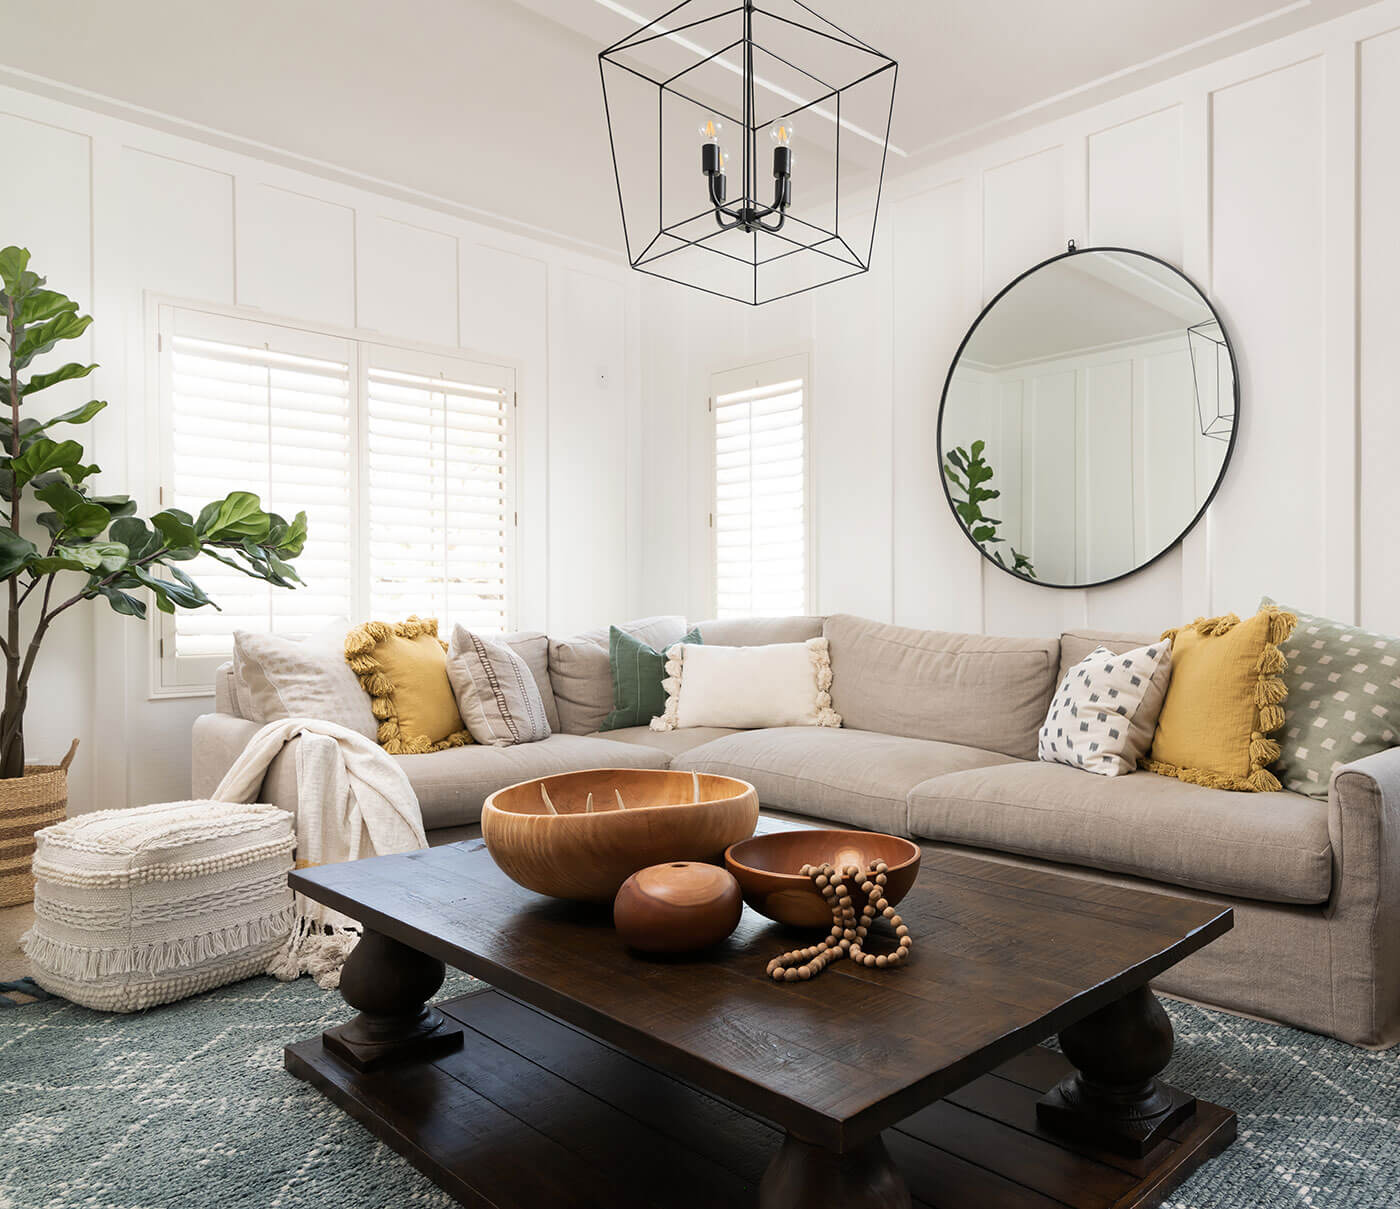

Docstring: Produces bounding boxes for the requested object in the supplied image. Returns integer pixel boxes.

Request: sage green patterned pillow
[601,625,701,731]
[1262,597,1400,798]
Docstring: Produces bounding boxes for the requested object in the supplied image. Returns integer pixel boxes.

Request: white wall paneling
[0,82,640,811]
[642,0,1400,645]
[236,183,356,327]
[1359,27,1400,631]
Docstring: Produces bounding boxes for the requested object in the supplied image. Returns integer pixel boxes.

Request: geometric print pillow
[1262,597,1400,799]
[1039,641,1173,777]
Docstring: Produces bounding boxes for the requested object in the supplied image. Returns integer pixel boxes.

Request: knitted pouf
[21,800,295,1012]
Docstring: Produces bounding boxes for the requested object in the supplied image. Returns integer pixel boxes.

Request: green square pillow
[600,625,702,731]
[1262,596,1400,798]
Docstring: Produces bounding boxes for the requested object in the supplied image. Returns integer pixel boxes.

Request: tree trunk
[1,578,20,779]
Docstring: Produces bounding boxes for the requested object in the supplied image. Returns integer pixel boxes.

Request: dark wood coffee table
[286,837,1234,1209]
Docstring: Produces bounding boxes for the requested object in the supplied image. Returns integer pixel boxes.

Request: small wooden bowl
[482,768,759,902]
[724,829,921,928]
[613,862,743,953]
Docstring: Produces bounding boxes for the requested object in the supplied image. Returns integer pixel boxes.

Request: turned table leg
[1037,983,1195,1158]
[759,1132,911,1209]
[321,929,464,1072]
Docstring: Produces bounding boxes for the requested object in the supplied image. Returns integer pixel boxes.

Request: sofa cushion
[907,762,1331,905]
[1058,629,1159,685]
[672,727,1021,836]
[396,734,671,831]
[588,725,740,758]
[549,616,687,735]
[823,614,1059,760]
[695,616,825,646]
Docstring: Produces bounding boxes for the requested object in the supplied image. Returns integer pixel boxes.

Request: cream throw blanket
[212,718,427,988]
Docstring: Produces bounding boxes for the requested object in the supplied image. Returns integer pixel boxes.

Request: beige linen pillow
[447,625,552,746]
[232,620,377,740]
[651,639,841,731]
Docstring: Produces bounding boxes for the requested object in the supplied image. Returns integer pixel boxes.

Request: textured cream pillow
[232,621,377,740]
[1039,642,1172,776]
[651,639,841,731]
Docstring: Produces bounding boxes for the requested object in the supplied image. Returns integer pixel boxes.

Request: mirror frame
[936,244,1241,590]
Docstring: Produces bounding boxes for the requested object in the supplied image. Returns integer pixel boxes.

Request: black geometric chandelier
[599,0,898,305]
[1187,319,1235,443]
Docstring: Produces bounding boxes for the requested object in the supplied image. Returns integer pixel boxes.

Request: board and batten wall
[639,0,1400,645]
[0,82,644,813]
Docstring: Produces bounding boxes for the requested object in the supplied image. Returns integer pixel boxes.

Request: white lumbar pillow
[651,638,841,731]
[232,619,378,740]
[1038,641,1172,776]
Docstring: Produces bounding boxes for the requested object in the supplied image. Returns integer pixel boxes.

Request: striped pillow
[448,625,552,746]
[602,624,701,731]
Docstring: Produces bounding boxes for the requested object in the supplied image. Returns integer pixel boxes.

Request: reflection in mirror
[939,249,1236,588]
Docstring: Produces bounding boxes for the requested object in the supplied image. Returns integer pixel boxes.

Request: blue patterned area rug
[0,976,1395,1208]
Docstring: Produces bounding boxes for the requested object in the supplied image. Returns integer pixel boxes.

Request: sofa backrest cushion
[823,614,1059,760]
[548,615,687,735]
[695,616,825,646]
[215,661,240,717]
[1057,628,1160,686]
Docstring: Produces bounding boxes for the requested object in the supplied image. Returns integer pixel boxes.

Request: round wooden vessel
[482,768,759,902]
[724,829,921,928]
[613,862,743,953]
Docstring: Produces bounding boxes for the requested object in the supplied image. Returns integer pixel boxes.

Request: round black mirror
[937,246,1238,588]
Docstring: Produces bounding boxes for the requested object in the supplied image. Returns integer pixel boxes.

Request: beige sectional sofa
[191,611,1400,1048]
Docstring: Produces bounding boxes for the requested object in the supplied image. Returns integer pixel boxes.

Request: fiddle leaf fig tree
[0,246,307,779]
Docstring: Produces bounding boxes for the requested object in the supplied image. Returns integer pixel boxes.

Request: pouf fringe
[22,905,295,981]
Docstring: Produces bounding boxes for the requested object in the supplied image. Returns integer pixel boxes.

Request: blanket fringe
[267,912,361,989]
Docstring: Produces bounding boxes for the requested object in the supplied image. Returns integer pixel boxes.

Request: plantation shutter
[163,309,355,672]
[364,345,515,632]
[711,354,810,618]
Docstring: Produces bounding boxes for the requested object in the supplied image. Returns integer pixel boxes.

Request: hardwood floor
[0,902,33,982]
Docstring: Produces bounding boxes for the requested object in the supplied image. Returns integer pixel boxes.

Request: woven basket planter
[0,740,77,908]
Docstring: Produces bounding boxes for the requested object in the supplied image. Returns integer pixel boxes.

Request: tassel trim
[21,905,295,981]
[650,642,686,731]
[344,616,471,755]
[806,637,842,728]
[1146,605,1296,793]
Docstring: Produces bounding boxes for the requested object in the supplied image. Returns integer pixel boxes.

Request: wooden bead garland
[764,860,913,983]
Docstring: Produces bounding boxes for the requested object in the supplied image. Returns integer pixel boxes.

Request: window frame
[707,349,814,620]
[148,296,521,698]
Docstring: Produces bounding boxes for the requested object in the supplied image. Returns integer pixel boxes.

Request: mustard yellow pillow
[344,617,470,754]
[1143,606,1296,792]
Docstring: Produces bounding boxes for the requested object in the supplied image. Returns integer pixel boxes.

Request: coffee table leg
[759,1132,911,1209]
[321,928,464,1072]
[1037,983,1195,1158]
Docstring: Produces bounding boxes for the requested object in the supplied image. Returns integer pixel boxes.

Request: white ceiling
[0,0,1377,253]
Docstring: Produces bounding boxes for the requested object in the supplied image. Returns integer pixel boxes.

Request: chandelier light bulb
[770,122,794,146]
[699,117,722,144]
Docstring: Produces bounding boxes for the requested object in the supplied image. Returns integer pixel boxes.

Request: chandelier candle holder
[599,0,898,305]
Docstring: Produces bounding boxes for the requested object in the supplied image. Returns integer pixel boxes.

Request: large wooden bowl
[482,768,759,902]
[724,829,921,928]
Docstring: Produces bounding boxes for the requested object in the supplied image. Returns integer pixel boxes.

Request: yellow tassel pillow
[1143,605,1296,792]
[344,617,471,754]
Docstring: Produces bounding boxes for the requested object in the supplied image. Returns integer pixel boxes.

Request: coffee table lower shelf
[285,988,1234,1209]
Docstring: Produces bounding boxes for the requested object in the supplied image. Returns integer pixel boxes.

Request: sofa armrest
[191,713,301,815]
[1327,746,1400,1045]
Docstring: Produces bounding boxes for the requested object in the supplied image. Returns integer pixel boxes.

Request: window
[365,348,514,630]
[710,353,810,618]
[156,304,516,692]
